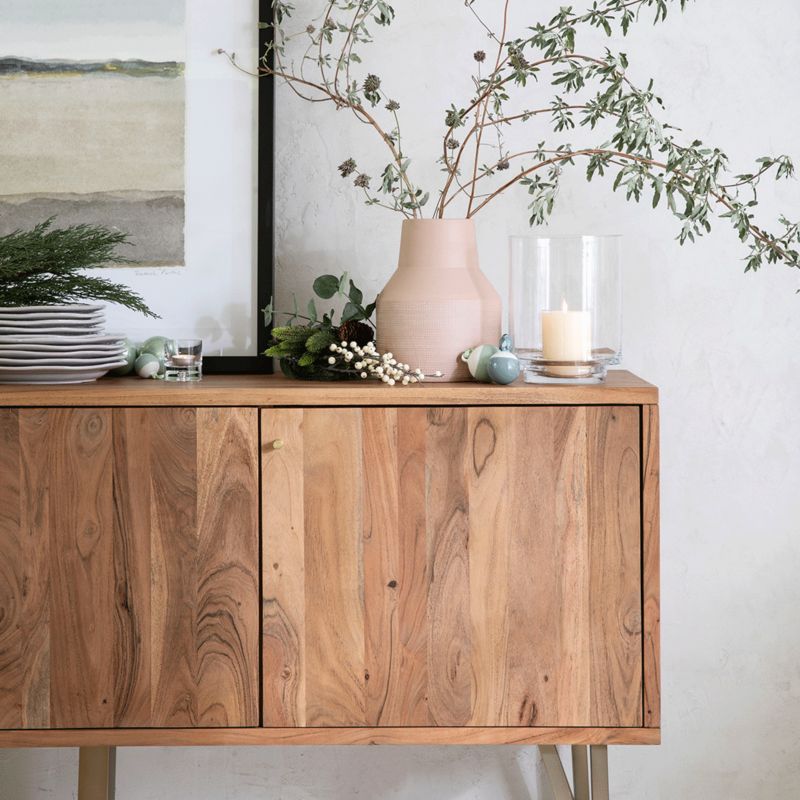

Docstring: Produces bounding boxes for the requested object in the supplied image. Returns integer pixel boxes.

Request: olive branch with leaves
[221,0,799,275]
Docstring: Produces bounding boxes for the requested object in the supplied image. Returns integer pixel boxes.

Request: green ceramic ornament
[140,335,169,375]
[110,338,138,376]
[134,352,161,379]
[461,343,498,382]
[487,334,521,385]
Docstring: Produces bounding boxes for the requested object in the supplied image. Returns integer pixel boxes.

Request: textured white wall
[2,1,799,798]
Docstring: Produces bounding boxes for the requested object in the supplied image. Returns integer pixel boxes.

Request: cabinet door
[262,406,642,728]
[0,407,259,729]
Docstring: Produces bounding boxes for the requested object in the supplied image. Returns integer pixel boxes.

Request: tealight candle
[168,354,197,367]
[541,299,592,377]
[164,338,203,382]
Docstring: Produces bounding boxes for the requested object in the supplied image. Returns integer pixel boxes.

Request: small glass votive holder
[509,235,622,384]
[164,338,203,382]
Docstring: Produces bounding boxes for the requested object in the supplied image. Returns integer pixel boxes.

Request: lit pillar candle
[541,299,592,377]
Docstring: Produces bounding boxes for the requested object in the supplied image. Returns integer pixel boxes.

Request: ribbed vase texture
[376,219,501,381]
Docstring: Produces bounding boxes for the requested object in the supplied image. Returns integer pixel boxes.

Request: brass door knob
[271,439,284,450]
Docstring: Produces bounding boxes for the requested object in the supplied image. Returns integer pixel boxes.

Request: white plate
[0,311,106,323]
[0,334,125,345]
[0,325,105,336]
[0,316,104,325]
[0,360,127,384]
[0,340,123,350]
[0,346,125,363]
[0,346,125,357]
[0,303,105,314]
[0,359,126,372]
[0,353,126,372]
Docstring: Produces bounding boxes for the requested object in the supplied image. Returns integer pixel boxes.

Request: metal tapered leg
[540,745,574,800]
[78,747,116,800]
[571,745,590,800]
[590,745,609,800]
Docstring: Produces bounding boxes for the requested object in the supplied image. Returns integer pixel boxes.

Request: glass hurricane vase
[509,235,622,383]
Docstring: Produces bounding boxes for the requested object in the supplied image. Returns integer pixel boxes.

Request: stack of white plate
[0,304,127,384]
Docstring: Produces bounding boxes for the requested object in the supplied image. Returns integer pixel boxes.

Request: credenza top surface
[0,370,657,407]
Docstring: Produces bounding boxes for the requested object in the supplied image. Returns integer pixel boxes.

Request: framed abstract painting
[0,0,274,372]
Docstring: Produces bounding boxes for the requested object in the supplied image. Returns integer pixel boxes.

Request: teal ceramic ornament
[110,338,138,376]
[461,343,498,382]
[487,334,520,385]
[140,335,169,376]
[134,352,161,379]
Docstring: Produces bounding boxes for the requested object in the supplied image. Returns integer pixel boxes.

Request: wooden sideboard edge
[0,371,657,407]
[641,404,661,728]
[0,726,661,748]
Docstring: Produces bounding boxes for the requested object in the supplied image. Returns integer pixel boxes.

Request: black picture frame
[204,1,274,375]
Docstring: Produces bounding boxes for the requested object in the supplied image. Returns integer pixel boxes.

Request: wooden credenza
[0,373,659,754]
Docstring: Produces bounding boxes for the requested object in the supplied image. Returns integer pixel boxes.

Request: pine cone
[337,320,373,347]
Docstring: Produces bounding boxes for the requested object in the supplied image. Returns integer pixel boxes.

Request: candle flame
[561,297,568,312]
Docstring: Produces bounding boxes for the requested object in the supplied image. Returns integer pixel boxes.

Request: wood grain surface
[0,725,660,748]
[262,409,306,727]
[0,370,657,408]
[586,407,643,726]
[0,408,259,730]
[261,406,644,729]
[303,409,365,726]
[641,405,661,728]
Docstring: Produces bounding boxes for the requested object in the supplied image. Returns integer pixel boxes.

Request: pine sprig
[0,218,158,317]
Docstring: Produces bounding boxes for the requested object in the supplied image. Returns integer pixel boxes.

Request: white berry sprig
[327,340,442,385]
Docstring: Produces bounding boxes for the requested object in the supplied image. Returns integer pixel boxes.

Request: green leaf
[270,325,295,339]
[363,301,376,319]
[306,328,335,353]
[307,298,317,323]
[313,274,339,299]
[261,300,273,327]
[340,302,363,322]
[348,279,363,306]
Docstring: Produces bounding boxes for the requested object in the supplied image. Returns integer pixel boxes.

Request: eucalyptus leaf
[340,302,363,322]
[313,274,339,299]
[261,300,273,327]
[348,279,363,306]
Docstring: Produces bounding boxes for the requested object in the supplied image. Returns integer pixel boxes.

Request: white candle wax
[541,301,592,377]
[169,354,198,367]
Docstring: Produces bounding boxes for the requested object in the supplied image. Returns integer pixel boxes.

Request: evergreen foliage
[0,219,157,317]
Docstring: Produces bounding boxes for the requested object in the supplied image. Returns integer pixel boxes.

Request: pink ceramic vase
[376,219,501,381]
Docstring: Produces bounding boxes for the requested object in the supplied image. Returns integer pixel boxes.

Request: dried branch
[245,0,800,275]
